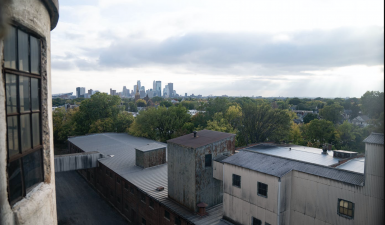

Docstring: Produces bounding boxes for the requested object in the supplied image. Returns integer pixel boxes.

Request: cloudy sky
[51,0,384,98]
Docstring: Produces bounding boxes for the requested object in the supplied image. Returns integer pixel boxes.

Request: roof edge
[41,0,59,30]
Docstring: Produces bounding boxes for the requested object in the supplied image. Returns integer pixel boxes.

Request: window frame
[257,182,268,198]
[164,210,170,220]
[232,174,241,188]
[4,25,44,206]
[337,199,354,219]
[205,154,212,167]
[251,217,261,225]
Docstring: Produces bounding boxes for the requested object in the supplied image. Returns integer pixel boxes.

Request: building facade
[76,87,85,98]
[0,0,59,224]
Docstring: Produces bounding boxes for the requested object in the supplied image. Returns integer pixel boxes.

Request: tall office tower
[156,81,162,97]
[123,86,127,97]
[133,85,137,93]
[76,87,85,98]
[88,89,93,95]
[153,80,156,96]
[168,83,174,98]
[185,93,187,97]
[137,80,141,91]
[164,84,168,97]
[140,86,145,91]
[110,88,113,95]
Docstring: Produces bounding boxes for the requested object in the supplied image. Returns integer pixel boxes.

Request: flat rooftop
[68,133,223,225]
[167,130,235,149]
[337,158,365,174]
[245,144,341,166]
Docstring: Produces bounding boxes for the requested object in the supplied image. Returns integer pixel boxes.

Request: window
[252,217,261,225]
[142,218,147,225]
[117,177,120,184]
[141,193,146,203]
[205,154,212,167]
[232,174,241,188]
[164,210,170,220]
[4,25,43,205]
[125,182,128,190]
[257,182,268,198]
[149,198,154,208]
[175,217,181,225]
[338,199,354,218]
[110,190,114,198]
[130,186,134,194]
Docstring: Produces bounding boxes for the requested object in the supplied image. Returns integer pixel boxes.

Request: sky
[51,0,384,98]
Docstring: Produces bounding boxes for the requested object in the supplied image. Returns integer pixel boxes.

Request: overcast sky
[51,0,384,98]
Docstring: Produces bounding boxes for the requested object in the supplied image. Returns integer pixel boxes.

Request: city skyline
[51,0,383,98]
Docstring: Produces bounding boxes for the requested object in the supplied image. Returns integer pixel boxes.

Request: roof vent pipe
[193,131,197,138]
[197,202,208,216]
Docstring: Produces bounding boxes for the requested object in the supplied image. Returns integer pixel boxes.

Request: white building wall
[0,0,57,224]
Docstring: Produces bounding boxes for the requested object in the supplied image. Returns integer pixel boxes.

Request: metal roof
[245,144,341,166]
[68,133,223,224]
[222,151,365,186]
[167,130,235,149]
[363,133,384,145]
[336,158,365,174]
[135,143,166,152]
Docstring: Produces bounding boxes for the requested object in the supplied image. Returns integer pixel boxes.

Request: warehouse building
[214,133,384,225]
[67,130,235,225]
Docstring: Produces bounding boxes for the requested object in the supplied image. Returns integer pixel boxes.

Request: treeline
[53,91,384,153]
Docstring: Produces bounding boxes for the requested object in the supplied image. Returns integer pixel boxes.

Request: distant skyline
[51,0,384,98]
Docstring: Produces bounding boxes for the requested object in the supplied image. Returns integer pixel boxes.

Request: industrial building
[214,133,384,225]
[67,130,235,225]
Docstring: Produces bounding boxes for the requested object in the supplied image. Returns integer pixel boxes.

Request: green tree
[361,91,384,119]
[136,99,147,107]
[288,122,303,144]
[320,103,344,124]
[115,112,135,132]
[289,98,301,105]
[302,119,338,147]
[128,102,138,112]
[238,103,291,145]
[160,101,172,108]
[151,96,163,103]
[52,107,78,143]
[303,113,318,124]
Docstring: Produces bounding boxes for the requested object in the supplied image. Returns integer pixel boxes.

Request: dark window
[110,190,114,198]
[125,182,128,190]
[232,174,241,188]
[141,193,146,203]
[130,186,134,194]
[149,198,154,208]
[117,177,120,184]
[164,210,170,220]
[142,218,146,225]
[106,170,108,175]
[205,154,212,167]
[110,172,113,178]
[338,199,354,218]
[4,25,43,205]
[252,217,261,225]
[257,182,268,198]
[175,217,181,225]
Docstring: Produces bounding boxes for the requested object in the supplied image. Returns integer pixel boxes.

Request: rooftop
[135,142,166,152]
[68,133,223,225]
[167,130,235,149]
[336,158,365,174]
[363,133,384,145]
[244,144,341,166]
[222,150,365,186]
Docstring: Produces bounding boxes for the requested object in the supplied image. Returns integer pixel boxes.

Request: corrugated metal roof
[336,158,365,174]
[214,155,229,162]
[68,133,223,225]
[245,144,340,166]
[222,151,365,186]
[363,133,384,145]
[167,130,235,149]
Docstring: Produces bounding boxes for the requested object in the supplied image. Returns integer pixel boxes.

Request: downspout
[277,178,281,225]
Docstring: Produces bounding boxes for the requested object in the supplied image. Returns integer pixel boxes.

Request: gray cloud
[53,26,383,74]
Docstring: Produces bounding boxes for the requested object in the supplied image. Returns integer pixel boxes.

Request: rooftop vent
[193,131,197,138]
[197,202,208,216]
[156,186,164,191]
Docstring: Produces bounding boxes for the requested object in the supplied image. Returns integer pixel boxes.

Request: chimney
[197,202,208,216]
[193,131,197,138]
[321,144,328,154]
[327,144,332,150]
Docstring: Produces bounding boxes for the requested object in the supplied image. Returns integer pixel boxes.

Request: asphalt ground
[56,171,128,225]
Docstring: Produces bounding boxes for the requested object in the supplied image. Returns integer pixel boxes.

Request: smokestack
[193,131,197,138]
[197,202,208,216]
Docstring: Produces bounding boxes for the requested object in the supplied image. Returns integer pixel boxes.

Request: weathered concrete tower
[167,130,235,212]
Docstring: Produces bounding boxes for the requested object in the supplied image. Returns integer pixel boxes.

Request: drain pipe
[277,178,281,225]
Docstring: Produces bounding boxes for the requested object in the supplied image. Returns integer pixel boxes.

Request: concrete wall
[213,161,223,181]
[223,163,279,225]
[195,136,235,211]
[136,148,166,168]
[167,142,196,211]
[0,0,57,224]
